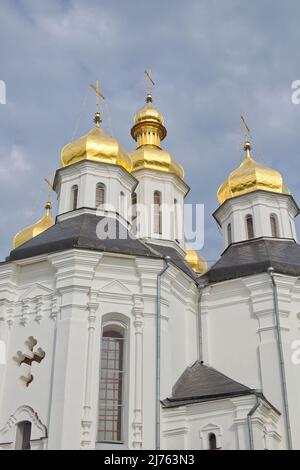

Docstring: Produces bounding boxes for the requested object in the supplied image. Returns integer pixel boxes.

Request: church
[0,80,299,450]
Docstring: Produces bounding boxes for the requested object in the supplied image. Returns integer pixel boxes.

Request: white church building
[0,84,299,450]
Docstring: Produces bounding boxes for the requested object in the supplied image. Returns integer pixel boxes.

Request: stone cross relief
[13,336,45,387]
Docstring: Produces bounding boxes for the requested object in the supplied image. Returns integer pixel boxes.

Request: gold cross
[241,114,251,142]
[44,176,52,202]
[89,80,105,125]
[145,69,155,96]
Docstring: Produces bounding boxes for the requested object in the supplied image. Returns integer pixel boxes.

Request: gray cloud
[1,0,300,263]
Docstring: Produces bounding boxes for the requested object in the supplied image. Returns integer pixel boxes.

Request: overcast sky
[1,0,300,264]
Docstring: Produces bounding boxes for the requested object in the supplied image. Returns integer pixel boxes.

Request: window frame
[270,214,279,238]
[208,432,217,450]
[227,223,232,245]
[97,322,127,444]
[15,420,32,450]
[71,185,78,211]
[154,190,162,235]
[246,214,254,239]
[96,183,106,208]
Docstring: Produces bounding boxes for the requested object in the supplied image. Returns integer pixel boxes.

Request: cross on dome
[89,80,106,126]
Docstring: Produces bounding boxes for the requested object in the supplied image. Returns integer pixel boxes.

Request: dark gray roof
[163,361,253,407]
[7,214,196,282]
[147,243,197,280]
[8,213,161,262]
[199,237,300,284]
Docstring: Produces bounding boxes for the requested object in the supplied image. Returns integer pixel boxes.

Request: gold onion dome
[185,246,207,275]
[130,94,184,180]
[61,112,132,172]
[13,201,54,249]
[217,141,289,205]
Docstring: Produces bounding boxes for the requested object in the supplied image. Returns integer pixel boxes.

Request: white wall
[55,161,137,222]
[214,191,298,248]
[162,395,282,450]
[201,272,300,449]
[0,249,198,450]
[132,168,189,247]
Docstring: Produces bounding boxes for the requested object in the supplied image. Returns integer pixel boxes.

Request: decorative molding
[199,422,222,450]
[0,405,47,444]
[13,336,45,387]
[80,294,99,449]
[101,279,132,295]
[132,295,144,449]
[20,300,30,326]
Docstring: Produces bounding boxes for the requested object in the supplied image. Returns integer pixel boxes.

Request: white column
[81,292,99,449]
[132,295,144,449]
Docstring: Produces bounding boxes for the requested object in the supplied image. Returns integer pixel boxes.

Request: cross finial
[44,176,52,212]
[240,114,252,159]
[241,114,251,142]
[145,69,155,103]
[89,80,106,126]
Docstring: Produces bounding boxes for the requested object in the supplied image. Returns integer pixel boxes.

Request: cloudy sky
[1,0,300,264]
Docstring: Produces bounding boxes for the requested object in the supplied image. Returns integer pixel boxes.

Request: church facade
[0,86,299,450]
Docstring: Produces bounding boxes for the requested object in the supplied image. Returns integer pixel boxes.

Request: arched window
[120,191,125,216]
[154,191,162,235]
[246,215,254,239]
[174,199,178,241]
[15,421,31,450]
[98,327,125,443]
[270,214,279,238]
[96,183,105,208]
[208,432,217,450]
[227,223,232,245]
[131,192,137,229]
[71,185,78,211]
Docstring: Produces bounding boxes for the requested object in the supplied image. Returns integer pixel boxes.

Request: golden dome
[61,117,132,172]
[130,94,184,180]
[131,146,184,179]
[13,202,54,249]
[217,142,289,205]
[185,246,207,275]
[134,94,165,127]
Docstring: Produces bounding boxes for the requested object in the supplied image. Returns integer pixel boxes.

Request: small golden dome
[130,146,184,179]
[61,121,132,172]
[13,202,54,249]
[217,141,289,205]
[130,94,184,180]
[134,94,165,127]
[185,246,207,275]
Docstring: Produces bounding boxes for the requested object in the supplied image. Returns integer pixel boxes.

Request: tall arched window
[208,432,217,450]
[96,183,105,208]
[131,192,137,231]
[120,191,125,216]
[154,191,162,235]
[71,185,78,211]
[174,199,179,242]
[227,223,232,245]
[270,214,279,238]
[98,327,125,443]
[15,421,31,450]
[246,214,254,239]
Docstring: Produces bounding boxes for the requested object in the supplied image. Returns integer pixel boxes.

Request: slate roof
[8,214,160,262]
[7,214,196,281]
[162,361,253,408]
[199,237,300,284]
[147,243,197,280]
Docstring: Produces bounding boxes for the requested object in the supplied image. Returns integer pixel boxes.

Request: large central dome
[217,142,289,205]
[61,118,132,172]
